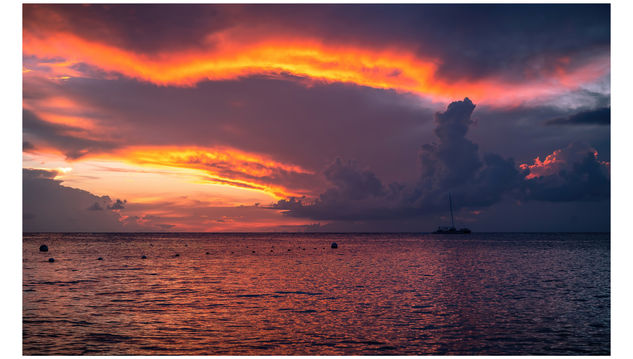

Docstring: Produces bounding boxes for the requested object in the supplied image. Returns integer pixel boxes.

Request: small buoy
[97,257,103,260]
[331,242,338,249]
[39,245,48,252]
[141,255,147,259]
[48,258,55,263]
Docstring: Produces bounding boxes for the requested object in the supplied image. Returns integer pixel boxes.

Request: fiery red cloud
[25,143,317,200]
[109,146,315,199]
[520,143,610,180]
[23,27,608,107]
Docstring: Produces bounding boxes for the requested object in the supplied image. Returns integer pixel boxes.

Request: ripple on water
[274,291,323,296]
[22,233,610,355]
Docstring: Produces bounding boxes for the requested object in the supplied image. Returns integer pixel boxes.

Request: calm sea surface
[23,232,610,355]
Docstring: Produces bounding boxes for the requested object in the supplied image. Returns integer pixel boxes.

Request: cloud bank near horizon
[271,98,610,224]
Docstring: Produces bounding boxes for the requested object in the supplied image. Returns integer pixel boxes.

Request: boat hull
[432,227,471,234]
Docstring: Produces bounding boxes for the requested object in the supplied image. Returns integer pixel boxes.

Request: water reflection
[23,233,609,355]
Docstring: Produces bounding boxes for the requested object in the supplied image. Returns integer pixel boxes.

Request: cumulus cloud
[271,159,404,221]
[322,158,387,200]
[521,142,610,202]
[409,97,526,211]
[418,98,481,188]
[520,142,602,179]
[108,199,127,210]
[273,98,522,219]
[272,98,609,222]
[545,107,610,126]
[402,98,525,212]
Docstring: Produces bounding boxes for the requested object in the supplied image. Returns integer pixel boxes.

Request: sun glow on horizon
[22,150,320,231]
[24,144,316,205]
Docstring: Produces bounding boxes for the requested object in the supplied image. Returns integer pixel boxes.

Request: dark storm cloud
[545,107,610,126]
[272,159,405,221]
[272,99,521,219]
[403,98,525,213]
[108,199,127,210]
[418,98,482,188]
[23,141,35,151]
[23,169,138,232]
[468,102,611,163]
[24,4,609,82]
[522,142,610,202]
[249,4,609,81]
[29,75,436,184]
[24,168,58,180]
[23,108,118,159]
[23,4,234,54]
[272,98,609,222]
[87,202,104,211]
[26,73,610,197]
[525,152,610,202]
[323,158,386,200]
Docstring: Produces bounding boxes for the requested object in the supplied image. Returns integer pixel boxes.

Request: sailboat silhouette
[433,193,471,234]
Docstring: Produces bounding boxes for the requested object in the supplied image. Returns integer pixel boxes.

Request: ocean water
[23,232,610,355]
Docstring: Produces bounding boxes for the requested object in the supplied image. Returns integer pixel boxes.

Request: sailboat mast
[449,193,455,228]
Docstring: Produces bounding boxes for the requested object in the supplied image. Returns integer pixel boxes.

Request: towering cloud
[411,98,527,211]
[272,98,609,222]
[418,98,481,188]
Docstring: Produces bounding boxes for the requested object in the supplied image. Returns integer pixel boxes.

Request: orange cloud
[520,151,564,179]
[520,144,609,180]
[23,29,609,107]
[24,103,319,200]
[94,146,316,199]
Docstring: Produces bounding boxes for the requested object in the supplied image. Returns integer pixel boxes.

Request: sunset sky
[22,4,610,232]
